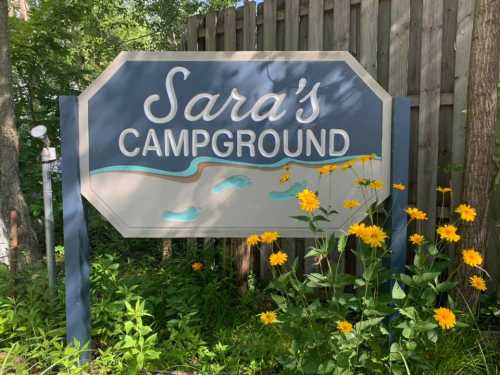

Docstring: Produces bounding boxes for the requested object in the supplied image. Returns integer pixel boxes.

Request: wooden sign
[78,51,391,237]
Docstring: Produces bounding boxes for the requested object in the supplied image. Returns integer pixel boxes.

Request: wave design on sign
[269,181,308,201]
[90,155,374,178]
[161,207,200,222]
[212,175,252,193]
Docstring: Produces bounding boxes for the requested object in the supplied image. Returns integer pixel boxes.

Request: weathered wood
[441,0,458,93]
[408,0,423,95]
[377,0,391,89]
[205,12,217,51]
[284,0,300,50]
[231,239,250,294]
[260,244,273,280]
[186,16,200,51]
[451,0,475,209]
[308,0,324,50]
[185,0,480,278]
[333,0,350,50]
[224,7,237,51]
[436,0,458,202]
[243,1,257,50]
[304,238,316,274]
[388,0,410,96]
[263,0,277,50]
[280,238,297,271]
[360,0,379,77]
[349,3,359,57]
[417,0,443,238]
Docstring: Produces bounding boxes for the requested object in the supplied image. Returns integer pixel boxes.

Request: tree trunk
[459,0,499,305]
[0,0,39,265]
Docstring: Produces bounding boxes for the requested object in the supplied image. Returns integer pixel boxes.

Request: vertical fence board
[285,0,300,50]
[263,0,277,50]
[417,0,443,238]
[308,0,324,50]
[333,0,350,50]
[187,16,200,51]
[388,0,410,96]
[360,0,379,77]
[408,0,423,95]
[224,7,237,51]
[304,238,316,274]
[451,0,474,209]
[437,0,458,198]
[205,12,217,51]
[244,1,257,50]
[260,244,273,280]
[350,4,360,57]
[377,0,391,90]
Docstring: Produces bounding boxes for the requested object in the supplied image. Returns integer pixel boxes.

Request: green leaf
[392,281,406,300]
[399,273,414,287]
[313,215,329,222]
[337,235,347,254]
[398,307,416,320]
[436,281,457,293]
[355,317,384,332]
[428,244,439,256]
[290,215,311,222]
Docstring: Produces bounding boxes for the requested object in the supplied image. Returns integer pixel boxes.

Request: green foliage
[9,0,237,245]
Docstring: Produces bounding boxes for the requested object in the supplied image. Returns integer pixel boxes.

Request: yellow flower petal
[296,189,320,213]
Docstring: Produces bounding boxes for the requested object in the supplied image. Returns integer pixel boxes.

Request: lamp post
[30,125,57,296]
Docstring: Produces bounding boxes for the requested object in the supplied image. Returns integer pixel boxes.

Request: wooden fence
[180,0,483,285]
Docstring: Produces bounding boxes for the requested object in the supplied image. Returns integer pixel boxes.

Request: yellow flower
[348,223,368,237]
[368,180,383,190]
[341,160,355,170]
[437,186,452,193]
[246,234,260,247]
[469,275,487,292]
[409,233,424,246]
[355,177,368,186]
[191,262,204,272]
[279,174,290,184]
[260,231,279,244]
[269,251,288,266]
[462,248,483,268]
[343,199,360,209]
[360,225,387,248]
[436,224,461,243]
[392,183,406,191]
[358,154,375,164]
[318,165,331,175]
[434,307,456,330]
[297,188,320,213]
[328,164,338,172]
[455,204,476,222]
[260,311,278,325]
[337,320,353,334]
[405,207,428,221]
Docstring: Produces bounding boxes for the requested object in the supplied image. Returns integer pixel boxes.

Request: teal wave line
[90,155,380,177]
[269,181,307,201]
[161,207,200,222]
[212,175,252,193]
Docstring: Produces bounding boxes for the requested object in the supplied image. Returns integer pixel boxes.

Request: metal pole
[41,146,57,296]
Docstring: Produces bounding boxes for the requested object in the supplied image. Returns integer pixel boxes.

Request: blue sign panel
[87,59,383,177]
